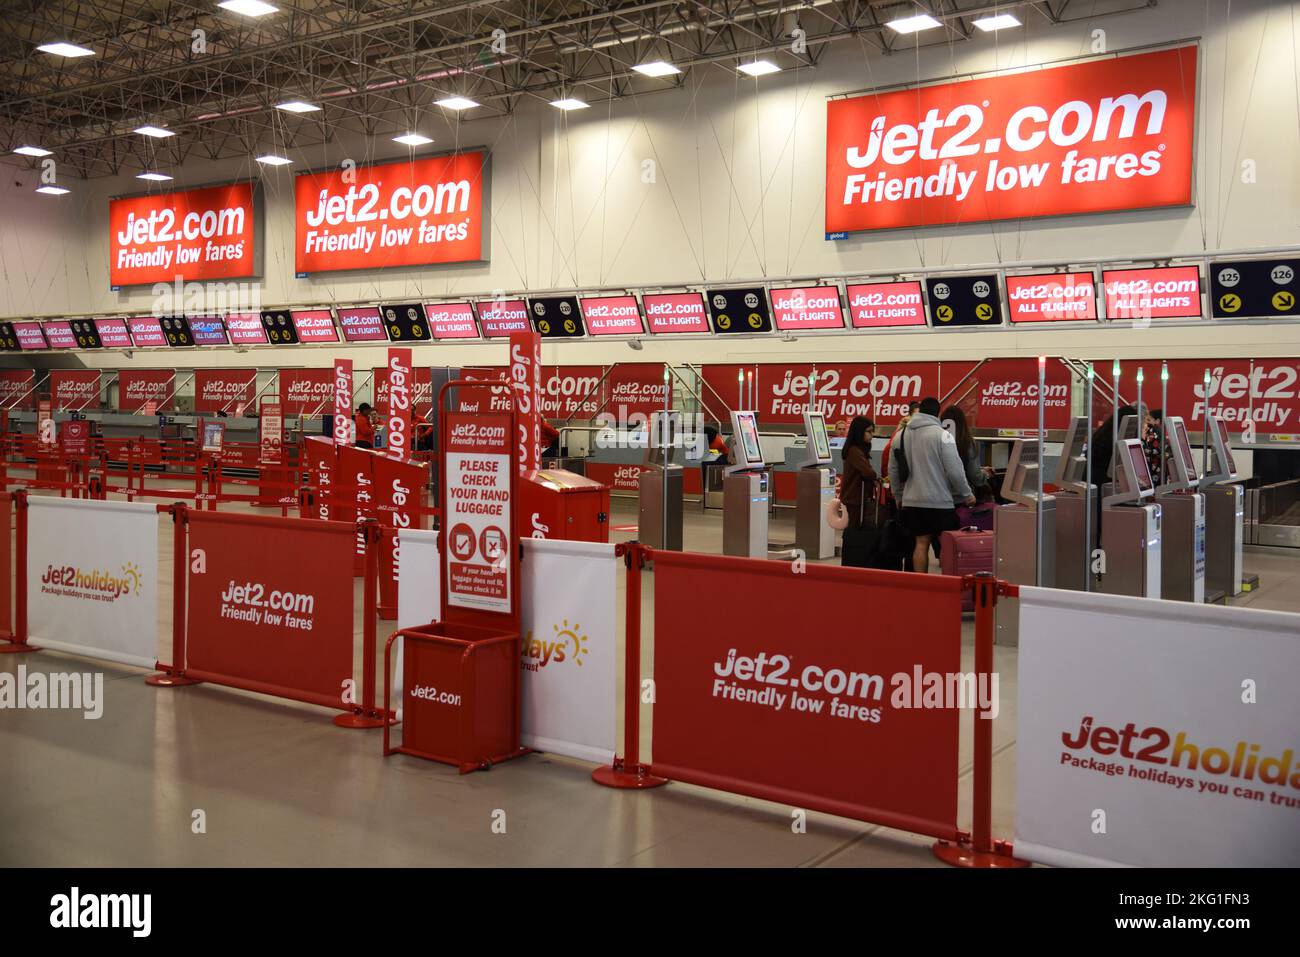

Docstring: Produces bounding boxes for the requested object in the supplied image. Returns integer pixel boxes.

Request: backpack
[894,425,910,484]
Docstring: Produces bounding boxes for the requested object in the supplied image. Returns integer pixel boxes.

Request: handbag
[955,502,995,531]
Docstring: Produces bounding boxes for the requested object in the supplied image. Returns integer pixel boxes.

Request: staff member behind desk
[1088,405,1136,489]
[887,397,974,574]
[540,419,560,459]
[354,403,376,449]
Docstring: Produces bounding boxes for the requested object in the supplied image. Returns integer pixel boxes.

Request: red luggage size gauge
[940,527,994,611]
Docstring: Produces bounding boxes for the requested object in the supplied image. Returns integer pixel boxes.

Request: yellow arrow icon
[936,305,953,322]
[1272,291,1295,312]
[1219,293,1241,313]
[717,314,731,329]
[976,303,993,321]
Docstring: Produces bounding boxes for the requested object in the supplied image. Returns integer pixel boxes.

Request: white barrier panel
[520,539,617,764]
[27,498,161,669]
[395,529,440,719]
[1015,587,1300,867]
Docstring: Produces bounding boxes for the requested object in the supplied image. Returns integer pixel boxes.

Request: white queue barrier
[26,497,162,669]
[1015,587,1300,867]
[396,530,617,764]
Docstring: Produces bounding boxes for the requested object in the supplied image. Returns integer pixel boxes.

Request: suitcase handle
[960,526,983,532]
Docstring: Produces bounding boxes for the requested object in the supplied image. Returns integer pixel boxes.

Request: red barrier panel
[182,510,358,711]
[0,491,32,654]
[648,550,964,841]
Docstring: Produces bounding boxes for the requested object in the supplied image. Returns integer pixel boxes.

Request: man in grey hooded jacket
[887,397,975,573]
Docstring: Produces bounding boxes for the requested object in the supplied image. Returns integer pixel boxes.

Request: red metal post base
[592,759,669,790]
[932,838,1030,868]
[145,671,201,687]
[0,641,38,654]
[333,708,396,729]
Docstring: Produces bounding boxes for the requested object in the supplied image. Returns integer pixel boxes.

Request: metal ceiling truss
[0,0,1157,179]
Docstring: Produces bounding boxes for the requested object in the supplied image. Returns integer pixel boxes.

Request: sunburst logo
[521,618,589,669]
[553,619,589,666]
[121,563,142,596]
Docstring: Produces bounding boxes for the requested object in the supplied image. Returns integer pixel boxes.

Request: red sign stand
[384,378,527,773]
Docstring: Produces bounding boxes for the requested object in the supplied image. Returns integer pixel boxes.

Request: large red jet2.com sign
[826,45,1197,233]
[294,150,487,274]
[109,182,256,287]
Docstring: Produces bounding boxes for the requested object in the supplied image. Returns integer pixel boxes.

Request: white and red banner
[509,332,542,474]
[13,321,47,350]
[332,359,353,446]
[294,150,486,274]
[1110,358,1300,436]
[946,357,1072,432]
[520,539,617,763]
[605,363,671,419]
[279,368,332,416]
[27,498,161,668]
[1102,265,1202,320]
[51,370,101,410]
[337,307,387,343]
[259,402,284,465]
[226,312,269,345]
[373,365,432,418]
[292,309,339,343]
[425,302,479,339]
[444,412,513,614]
[1015,587,1300,867]
[478,298,529,337]
[384,348,413,461]
[701,362,938,426]
[580,295,644,336]
[195,369,256,414]
[0,370,36,410]
[109,181,256,287]
[185,512,355,708]
[43,321,77,349]
[826,46,1197,234]
[375,454,427,615]
[845,281,927,327]
[93,318,133,348]
[643,292,710,334]
[540,366,603,418]
[118,369,175,413]
[127,316,167,348]
[1007,272,1099,322]
[770,286,845,331]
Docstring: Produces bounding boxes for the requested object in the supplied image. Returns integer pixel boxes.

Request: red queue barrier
[592,543,1027,869]
[147,508,391,726]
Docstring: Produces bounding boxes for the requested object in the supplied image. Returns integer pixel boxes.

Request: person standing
[941,405,990,502]
[838,417,878,566]
[879,401,919,509]
[888,397,974,574]
[1142,408,1164,485]
[354,402,376,449]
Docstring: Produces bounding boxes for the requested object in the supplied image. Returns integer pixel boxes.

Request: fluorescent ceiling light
[217,0,279,16]
[137,172,173,181]
[737,60,780,77]
[14,146,52,157]
[887,14,943,33]
[255,154,292,166]
[37,42,94,58]
[973,14,1022,31]
[632,61,680,78]
[36,186,70,195]
[134,125,174,138]
[393,133,433,146]
[436,96,480,110]
[276,100,320,114]
[550,97,589,111]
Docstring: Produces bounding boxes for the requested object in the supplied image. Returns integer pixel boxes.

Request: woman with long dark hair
[941,405,989,501]
[838,417,880,566]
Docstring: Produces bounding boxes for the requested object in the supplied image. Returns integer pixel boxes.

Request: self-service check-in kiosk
[723,410,770,559]
[994,438,1055,646]
[1051,416,1098,592]
[1153,416,1206,603]
[1100,437,1162,598]
[1201,414,1246,598]
[795,412,836,560]
[637,410,684,551]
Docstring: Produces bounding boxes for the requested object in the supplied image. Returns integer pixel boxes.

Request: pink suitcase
[939,528,994,611]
